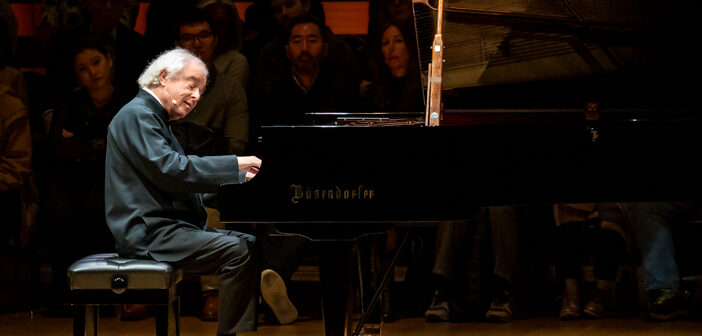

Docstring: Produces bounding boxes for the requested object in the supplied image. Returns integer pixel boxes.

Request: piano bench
[66,253,182,336]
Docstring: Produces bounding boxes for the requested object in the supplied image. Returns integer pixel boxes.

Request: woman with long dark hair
[362,19,424,112]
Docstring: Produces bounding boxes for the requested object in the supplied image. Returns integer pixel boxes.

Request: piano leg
[318,242,354,336]
[353,229,411,335]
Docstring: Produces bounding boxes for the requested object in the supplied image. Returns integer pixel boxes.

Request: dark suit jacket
[105,89,245,262]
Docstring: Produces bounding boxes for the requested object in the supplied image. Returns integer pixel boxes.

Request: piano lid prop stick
[425,62,433,126]
[426,0,444,127]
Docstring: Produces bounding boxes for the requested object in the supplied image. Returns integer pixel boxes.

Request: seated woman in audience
[359,19,425,322]
[361,19,424,112]
[42,37,130,308]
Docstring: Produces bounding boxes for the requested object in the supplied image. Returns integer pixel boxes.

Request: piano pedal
[359,323,382,336]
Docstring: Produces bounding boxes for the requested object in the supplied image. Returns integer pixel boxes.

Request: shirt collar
[291,71,319,94]
[143,87,164,108]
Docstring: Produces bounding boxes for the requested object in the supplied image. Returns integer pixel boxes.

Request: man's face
[177,22,217,65]
[162,61,207,120]
[271,0,309,28]
[285,22,325,75]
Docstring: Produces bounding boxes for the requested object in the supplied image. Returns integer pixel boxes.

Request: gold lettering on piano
[290,185,375,204]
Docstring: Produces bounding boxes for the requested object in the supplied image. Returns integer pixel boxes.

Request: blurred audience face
[203,2,241,50]
[83,0,128,34]
[381,25,410,78]
[178,21,217,65]
[384,0,413,24]
[161,61,207,120]
[285,22,325,75]
[271,0,310,29]
[73,48,113,92]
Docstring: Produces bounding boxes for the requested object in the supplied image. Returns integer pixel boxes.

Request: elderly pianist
[104,47,261,336]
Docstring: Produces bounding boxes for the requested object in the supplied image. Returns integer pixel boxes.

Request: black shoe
[583,289,608,319]
[559,292,582,320]
[646,288,689,321]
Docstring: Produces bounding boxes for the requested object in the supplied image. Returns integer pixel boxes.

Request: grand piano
[219,0,702,335]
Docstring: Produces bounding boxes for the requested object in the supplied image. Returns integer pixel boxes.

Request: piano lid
[412,0,702,108]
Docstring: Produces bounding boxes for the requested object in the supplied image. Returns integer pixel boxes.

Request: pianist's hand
[238,156,262,177]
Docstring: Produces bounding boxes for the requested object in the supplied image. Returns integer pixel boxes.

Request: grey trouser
[432,207,518,283]
[172,230,257,336]
[487,206,519,283]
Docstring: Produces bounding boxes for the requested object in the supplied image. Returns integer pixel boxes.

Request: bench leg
[155,304,167,336]
[170,298,180,336]
[73,305,84,336]
[75,305,98,336]
[155,299,180,336]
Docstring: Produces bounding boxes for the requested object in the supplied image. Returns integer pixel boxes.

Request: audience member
[41,37,130,311]
[35,0,85,41]
[143,0,198,57]
[241,0,326,75]
[554,203,628,320]
[1,4,37,253]
[368,0,414,37]
[200,0,243,51]
[361,19,424,112]
[249,13,362,326]
[425,205,551,323]
[249,14,346,326]
[251,14,360,127]
[44,0,150,106]
[2,0,35,300]
[197,0,249,88]
[33,0,83,105]
[424,221,457,322]
[483,206,522,322]
[424,210,493,322]
[621,201,701,321]
[426,207,516,323]
[173,10,249,156]
[119,0,141,30]
[352,20,424,322]
[240,0,278,70]
[0,6,27,107]
[105,47,261,336]
[0,64,28,107]
[0,0,17,58]
[0,83,32,254]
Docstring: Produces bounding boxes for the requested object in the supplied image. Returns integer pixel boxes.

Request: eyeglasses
[179,30,214,44]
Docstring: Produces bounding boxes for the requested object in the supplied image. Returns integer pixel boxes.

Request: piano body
[219,1,702,335]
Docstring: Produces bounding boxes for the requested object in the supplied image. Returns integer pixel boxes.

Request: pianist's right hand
[238,156,262,181]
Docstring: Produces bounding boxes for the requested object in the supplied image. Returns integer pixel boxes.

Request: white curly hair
[137,48,208,89]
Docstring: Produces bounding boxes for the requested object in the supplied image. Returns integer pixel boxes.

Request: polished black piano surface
[219,110,702,224]
[217,110,702,336]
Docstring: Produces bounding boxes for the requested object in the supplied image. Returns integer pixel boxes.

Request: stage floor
[1,312,701,336]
